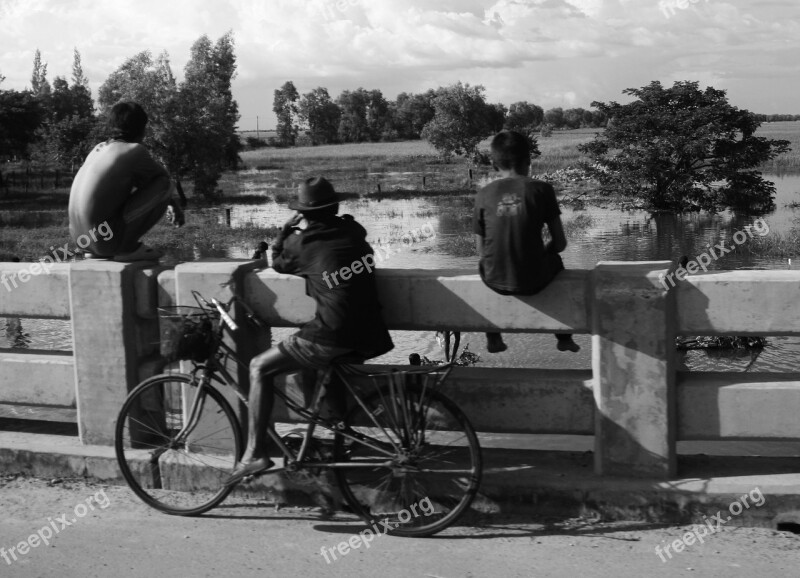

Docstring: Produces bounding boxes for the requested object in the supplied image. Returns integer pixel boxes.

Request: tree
[543,107,564,128]
[484,102,507,133]
[0,90,44,159]
[579,81,792,213]
[175,32,241,197]
[421,82,493,160]
[97,50,177,144]
[393,90,435,139]
[273,80,299,146]
[30,49,51,98]
[365,89,390,141]
[506,101,544,132]
[70,48,94,119]
[298,87,340,145]
[563,108,585,129]
[337,88,370,143]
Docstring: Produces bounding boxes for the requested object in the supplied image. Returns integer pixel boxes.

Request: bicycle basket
[158,306,220,362]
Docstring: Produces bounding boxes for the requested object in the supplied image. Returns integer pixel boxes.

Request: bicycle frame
[175,292,457,472]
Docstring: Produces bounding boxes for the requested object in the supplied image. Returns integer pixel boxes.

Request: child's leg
[485,332,507,353]
[556,333,580,352]
[118,181,173,252]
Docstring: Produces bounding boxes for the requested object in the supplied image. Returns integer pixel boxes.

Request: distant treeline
[270,80,609,149]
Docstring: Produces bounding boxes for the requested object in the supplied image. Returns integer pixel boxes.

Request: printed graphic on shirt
[497,193,522,217]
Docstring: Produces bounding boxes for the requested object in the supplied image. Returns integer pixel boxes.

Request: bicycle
[114,291,482,537]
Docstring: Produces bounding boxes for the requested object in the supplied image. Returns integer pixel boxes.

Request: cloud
[1,0,798,129]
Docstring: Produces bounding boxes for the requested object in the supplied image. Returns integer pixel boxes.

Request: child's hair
[490,130,531,172]
[107,101,148,142]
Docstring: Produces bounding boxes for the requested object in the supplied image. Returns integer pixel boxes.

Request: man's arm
[271,213,303,273]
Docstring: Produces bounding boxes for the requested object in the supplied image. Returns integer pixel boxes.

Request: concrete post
[70,261,159,445]
[592,261,676,478]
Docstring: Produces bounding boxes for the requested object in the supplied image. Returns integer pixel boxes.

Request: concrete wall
[2,261,800,479]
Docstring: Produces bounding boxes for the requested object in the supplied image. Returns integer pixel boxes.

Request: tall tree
[97,50,178,162]
[421,82,493,160]
[70,48,94,119]
[298,87,340,145]
[273,81,299,146]
[176,32,241,197]
[365,89,390,141]
[30,49,51,98]
[579,81,792,213]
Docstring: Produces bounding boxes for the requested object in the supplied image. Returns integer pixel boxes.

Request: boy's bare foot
[113,243,163,263]
[486,334,508,353]
[557,338,580,353]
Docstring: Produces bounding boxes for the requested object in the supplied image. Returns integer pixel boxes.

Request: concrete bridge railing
[2,260,800,479]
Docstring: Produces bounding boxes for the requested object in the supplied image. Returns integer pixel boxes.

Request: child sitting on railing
[473,130,579,354]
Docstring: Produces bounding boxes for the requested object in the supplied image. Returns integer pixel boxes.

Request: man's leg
[242,345,305,464]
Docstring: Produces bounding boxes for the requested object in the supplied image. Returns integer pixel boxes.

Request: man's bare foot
[486,334,508,353]
[223,457,275,487]
[557,338,580,353]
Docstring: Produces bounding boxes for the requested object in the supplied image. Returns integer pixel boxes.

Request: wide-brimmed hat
[288,177,340,211]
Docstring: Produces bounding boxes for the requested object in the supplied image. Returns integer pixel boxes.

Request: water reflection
[4,317,31,349]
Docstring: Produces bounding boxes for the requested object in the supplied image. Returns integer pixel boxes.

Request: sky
[1,0,799,130]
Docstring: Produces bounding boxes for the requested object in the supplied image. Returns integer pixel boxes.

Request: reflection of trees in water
[4,318,31,349]
[611,213,767,269]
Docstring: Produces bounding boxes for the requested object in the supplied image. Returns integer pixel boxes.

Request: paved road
[1,475,797,578]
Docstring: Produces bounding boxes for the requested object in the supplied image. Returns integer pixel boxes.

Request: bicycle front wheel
[334,382,482,537]
[115,373,243,516]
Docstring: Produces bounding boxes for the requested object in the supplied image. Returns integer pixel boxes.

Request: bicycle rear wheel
[333,381,482,537]
[115,373,243,516]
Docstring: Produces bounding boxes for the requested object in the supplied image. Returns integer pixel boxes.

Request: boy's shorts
[278,334,358,370]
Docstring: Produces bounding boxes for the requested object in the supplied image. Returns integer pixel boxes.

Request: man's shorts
[278,334,358,370]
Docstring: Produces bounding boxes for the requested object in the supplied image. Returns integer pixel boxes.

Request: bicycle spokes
[333,379,481,537]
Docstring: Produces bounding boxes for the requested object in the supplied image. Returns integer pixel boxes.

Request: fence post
[70,261,159,445]
[592,261,676,478]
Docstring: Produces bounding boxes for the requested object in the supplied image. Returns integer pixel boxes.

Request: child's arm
[474,234,484,258]
[545,216,567,254]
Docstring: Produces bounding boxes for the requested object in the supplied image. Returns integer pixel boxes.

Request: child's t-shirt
[473,176,561,294]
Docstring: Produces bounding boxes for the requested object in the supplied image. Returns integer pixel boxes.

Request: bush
[245,136,267,150]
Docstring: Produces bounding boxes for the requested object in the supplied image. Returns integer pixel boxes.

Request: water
[3,173,800,369]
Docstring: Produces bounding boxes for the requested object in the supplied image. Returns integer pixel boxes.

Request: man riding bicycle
[225,177,394,486]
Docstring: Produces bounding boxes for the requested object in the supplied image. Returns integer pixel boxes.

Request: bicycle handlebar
[212,298,239,331]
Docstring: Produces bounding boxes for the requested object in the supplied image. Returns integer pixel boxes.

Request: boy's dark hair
[107,101,148,142]
[490,130,531,171]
